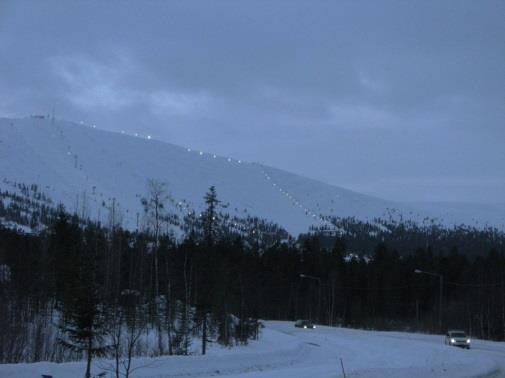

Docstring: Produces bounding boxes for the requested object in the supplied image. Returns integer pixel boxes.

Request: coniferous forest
[0,184,504,375]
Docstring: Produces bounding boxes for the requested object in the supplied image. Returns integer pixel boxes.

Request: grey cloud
[0,0,504,203]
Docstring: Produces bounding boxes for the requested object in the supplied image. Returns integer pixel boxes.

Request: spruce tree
[58,229,108,378]
[203,186,220,246]
[58,280,109,378]
[199,186,221,354]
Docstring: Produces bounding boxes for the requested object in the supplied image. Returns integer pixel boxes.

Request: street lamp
[414,269,443,333]
[299,274,321,324]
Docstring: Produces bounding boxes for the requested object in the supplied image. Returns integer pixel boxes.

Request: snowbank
[1,322,502,378]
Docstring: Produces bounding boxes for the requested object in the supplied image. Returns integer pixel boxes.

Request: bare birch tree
[141,179,170,355]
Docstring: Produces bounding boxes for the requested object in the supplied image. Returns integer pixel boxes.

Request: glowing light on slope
[259,166,337,231]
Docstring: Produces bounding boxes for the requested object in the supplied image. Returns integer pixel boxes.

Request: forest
[0,183,504,377]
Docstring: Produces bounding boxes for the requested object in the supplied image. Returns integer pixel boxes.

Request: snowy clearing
[1,321,504,378]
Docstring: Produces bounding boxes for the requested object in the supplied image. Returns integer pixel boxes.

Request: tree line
[0,183,504,377]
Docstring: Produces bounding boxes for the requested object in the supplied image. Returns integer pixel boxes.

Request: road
[1,321,504,378]
[225,321,505,378]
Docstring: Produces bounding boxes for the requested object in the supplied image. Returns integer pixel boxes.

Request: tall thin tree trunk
[502,279,505,341]
[184,253,192,355]
[202,314,207,355]
[85,335,92,378]
[165,259,173,356]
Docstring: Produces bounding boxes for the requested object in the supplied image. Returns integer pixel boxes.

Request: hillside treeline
[313,215,504,258]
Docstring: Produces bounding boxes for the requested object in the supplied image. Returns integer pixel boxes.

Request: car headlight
[466,339,471,343]
[313,325,316,329]
[450,338,456,343]
[303,325,307,329]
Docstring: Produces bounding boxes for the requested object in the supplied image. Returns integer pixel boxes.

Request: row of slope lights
[84,122,243,164]
[260,168,335,228]
[72,122,256,232]
[84,123,259,234]
[181,147,259,233]
[185,147,242,164]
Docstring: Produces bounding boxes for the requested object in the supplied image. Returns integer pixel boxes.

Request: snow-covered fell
[1,117,503,234]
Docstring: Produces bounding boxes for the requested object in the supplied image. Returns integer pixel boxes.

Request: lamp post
[414,269,443,333]
[300,274,321,324]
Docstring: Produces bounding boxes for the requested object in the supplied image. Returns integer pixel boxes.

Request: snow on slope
[408,201,505,231]
[0,117,503,234]
[0,321,502,378]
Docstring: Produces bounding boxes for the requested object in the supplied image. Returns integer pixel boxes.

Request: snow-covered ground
[1,321,504,378]
[1,117,504,235]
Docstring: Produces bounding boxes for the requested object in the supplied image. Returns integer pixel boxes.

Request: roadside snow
[1,321,503,378]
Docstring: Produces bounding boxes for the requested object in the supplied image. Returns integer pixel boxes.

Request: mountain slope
[0,117,503,234]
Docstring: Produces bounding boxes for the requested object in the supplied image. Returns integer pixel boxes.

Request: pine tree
[58,280,109,378]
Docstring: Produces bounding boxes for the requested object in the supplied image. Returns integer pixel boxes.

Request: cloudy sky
[1,0,504,203]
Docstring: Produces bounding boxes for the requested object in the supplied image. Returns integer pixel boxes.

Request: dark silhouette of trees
[0,184,504,369]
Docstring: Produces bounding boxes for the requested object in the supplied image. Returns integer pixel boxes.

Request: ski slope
[1,321,503,378]
[1,117,504,234]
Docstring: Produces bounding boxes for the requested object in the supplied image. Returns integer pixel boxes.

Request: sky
[1,0,504,204]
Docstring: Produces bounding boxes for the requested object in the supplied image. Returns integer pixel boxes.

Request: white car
[445,330,471,349]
